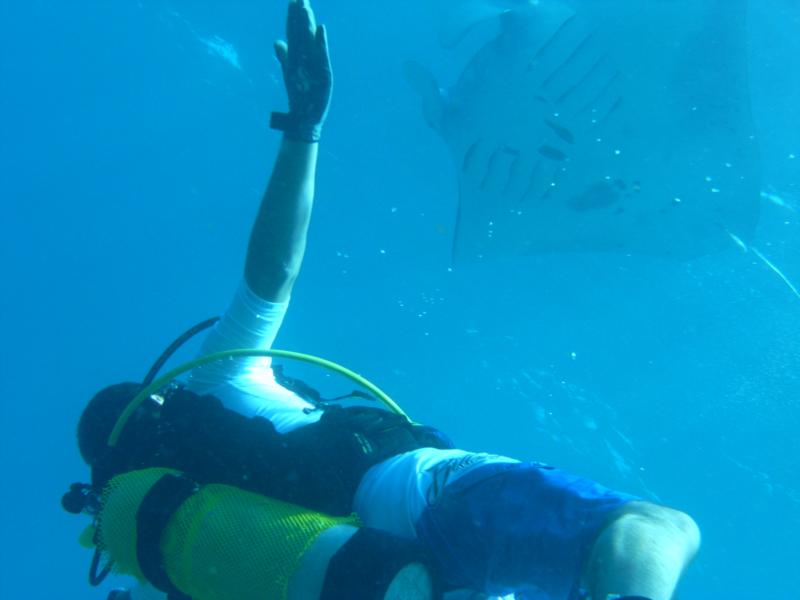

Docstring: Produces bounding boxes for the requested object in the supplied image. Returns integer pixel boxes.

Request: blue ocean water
[1,1,798,598]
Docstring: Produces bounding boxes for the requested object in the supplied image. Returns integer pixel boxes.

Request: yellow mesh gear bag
[96,468,359,600]
[96,468,176,581]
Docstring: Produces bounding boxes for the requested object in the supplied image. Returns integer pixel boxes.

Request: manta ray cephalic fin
[403,60,446,132]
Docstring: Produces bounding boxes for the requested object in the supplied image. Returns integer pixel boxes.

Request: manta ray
[407,0,761,262]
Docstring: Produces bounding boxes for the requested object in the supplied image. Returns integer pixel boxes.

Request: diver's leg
[581,501,700,600]
[289,524,357,600]
[442,592,504,599]
[416,462,683,599]
[290,525,437,600]
[384,562,436,600]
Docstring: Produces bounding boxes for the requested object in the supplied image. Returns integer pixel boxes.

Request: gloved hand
[270,0,333,143]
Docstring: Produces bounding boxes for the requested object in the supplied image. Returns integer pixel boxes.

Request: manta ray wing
[424,0,760,262]
[435,0,537,47]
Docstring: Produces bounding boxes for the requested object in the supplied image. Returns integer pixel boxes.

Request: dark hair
[77,382,142,467]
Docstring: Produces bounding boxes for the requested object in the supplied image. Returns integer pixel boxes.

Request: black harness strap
[136,473,198,600]
[280,405,455,515]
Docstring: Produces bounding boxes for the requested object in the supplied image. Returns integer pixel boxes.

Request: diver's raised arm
[245,0,332,302]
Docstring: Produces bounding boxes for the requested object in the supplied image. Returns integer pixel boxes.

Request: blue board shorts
[415,461,638,599]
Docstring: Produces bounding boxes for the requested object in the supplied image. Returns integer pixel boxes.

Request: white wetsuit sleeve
[190,278,289,384]
[186,279,320,431]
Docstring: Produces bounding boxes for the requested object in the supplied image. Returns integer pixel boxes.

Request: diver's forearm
[244,138,318,302]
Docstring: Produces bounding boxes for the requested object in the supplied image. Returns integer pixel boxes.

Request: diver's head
[77,382,142,468]
[75,318,221,480]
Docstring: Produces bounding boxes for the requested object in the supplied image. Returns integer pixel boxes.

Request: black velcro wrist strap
[269,111,292,133]
[136,473,198,600]
[269,111,321,143]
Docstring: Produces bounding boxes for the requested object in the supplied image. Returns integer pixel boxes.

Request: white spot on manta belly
[200,35,242,70]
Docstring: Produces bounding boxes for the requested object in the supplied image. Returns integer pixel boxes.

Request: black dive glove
[270,0,332,143]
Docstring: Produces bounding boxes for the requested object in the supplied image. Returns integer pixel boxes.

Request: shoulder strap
[136,473,198,600]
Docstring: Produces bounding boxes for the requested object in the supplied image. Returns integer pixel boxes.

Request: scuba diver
[65,1,700,599]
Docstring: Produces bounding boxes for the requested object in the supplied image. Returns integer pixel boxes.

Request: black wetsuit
[97,386,451,516]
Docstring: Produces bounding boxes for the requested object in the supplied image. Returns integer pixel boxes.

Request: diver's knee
[609,501,701,556]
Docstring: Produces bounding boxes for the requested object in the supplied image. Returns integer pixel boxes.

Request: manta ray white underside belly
[409,0,761,261]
